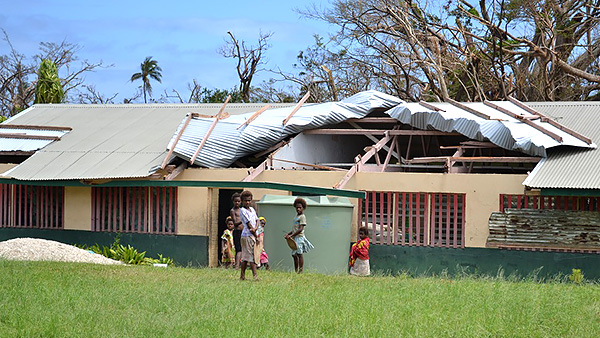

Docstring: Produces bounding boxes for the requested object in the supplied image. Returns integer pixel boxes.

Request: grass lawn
[1,260,599,337]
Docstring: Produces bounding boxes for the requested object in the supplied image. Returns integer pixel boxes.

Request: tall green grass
[1,260,599,337]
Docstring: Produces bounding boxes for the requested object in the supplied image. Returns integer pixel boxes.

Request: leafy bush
[75,236,174,266]
[569,268,585,284]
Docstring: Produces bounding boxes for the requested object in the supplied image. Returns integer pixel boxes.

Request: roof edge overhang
[540,188,600,197]
[0,178,365,199]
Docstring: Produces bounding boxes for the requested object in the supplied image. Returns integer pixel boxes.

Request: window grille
[358,191,465,248]
[92,187,177,234]
[0,184,64,229]
[500,194,600,212]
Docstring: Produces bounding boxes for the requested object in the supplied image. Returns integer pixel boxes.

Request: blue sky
[0,0,334,102]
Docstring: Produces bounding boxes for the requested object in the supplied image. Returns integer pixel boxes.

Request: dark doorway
[217,189,242,265]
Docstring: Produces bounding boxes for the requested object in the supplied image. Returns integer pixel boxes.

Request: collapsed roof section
[388,100,595,157]
[166,91,595,169]
[166,90,403,168]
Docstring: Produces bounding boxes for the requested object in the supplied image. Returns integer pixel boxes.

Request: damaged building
[1,90,599,277]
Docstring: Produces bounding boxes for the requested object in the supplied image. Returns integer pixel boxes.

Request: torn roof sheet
[0,126,69,152]
[169,91,595,168]
[169,90,403,168]
[386,101,595,157]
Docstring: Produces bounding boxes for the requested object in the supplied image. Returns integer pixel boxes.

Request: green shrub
[75,236,174,266]
[569,268,585,284]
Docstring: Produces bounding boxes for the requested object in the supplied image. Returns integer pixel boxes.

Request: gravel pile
[0,238,124,265]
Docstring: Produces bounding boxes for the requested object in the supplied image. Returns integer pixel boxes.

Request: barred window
[91,187,177,234]
[500,194,600,212]
[0,184,64,229]
[358,191,465,248]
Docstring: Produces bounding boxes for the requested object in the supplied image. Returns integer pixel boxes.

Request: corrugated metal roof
[171,92,595,168]
[387,101,595,157]
[522,102,600,189]
[170,91,403,167]
[1,103,293,181]
[2,97,596,185]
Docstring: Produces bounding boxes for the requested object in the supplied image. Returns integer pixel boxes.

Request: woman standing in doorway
[229,192,243,269]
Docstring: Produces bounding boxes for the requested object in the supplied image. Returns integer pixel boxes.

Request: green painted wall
[371,245,600,280]
[0,229,208,267]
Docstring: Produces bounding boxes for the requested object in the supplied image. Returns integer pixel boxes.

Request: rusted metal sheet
[487,208,600,251]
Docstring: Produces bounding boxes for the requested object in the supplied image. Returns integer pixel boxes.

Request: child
[284,197,314,273]
[255,217,270,270]
[221,217,235,268]
[229,192,243,269]
[349,226,370,276]
[239,190,259,281]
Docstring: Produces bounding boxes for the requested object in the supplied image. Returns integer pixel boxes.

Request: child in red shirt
[349,226,370,276]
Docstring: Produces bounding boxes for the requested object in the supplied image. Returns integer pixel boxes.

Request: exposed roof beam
[419,100,445,112]
[407,156,541,164]
[242,157,270,182]
[161,113,193,169]
[446,98,492,120]
[334,131,392,189]
[271,157,346,171]
[233,160,247,168]
[345,117,399,124]
[254,139,289,158]
[0,151,34,156]
[507,96,593,144]
[164,162,188,181]
[381,135,397,172]
[304,129,461,136]
[440,143,499,150]
[0,133,60,141]
[189,97,231,165]
[237,104,271,130]
[461,141,498,147]
[242,145,287,182]
[282,91,310,126]
[347,121,402,163]
[189,115,225,164]
[0,124,72,131]
[484,100,563,143]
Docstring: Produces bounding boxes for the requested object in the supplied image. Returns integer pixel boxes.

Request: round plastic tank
[257,195,354,274]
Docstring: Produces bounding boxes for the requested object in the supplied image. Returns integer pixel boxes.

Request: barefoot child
[229,193,243,269]
[239,190,259,280]
[255,217,270,270]
[221,217,235,268]
[349,226,370,276]
[284,197,314,273]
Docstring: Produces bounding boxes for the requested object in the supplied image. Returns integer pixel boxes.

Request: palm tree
[130,56,162,103]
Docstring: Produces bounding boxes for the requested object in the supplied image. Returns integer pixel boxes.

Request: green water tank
[257,195,354,275]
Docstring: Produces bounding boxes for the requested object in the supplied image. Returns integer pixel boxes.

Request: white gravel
[0,238,124,265]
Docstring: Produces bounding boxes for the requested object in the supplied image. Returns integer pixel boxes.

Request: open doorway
[217,189,243,266]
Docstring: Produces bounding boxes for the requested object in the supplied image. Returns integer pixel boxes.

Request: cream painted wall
[0,163,16,174]
[177,168,247,181]
[52,167,525,255]
[353,172,527,247]
[177,187,210,236]
[64,187,92,231]
[178,168,527,247]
